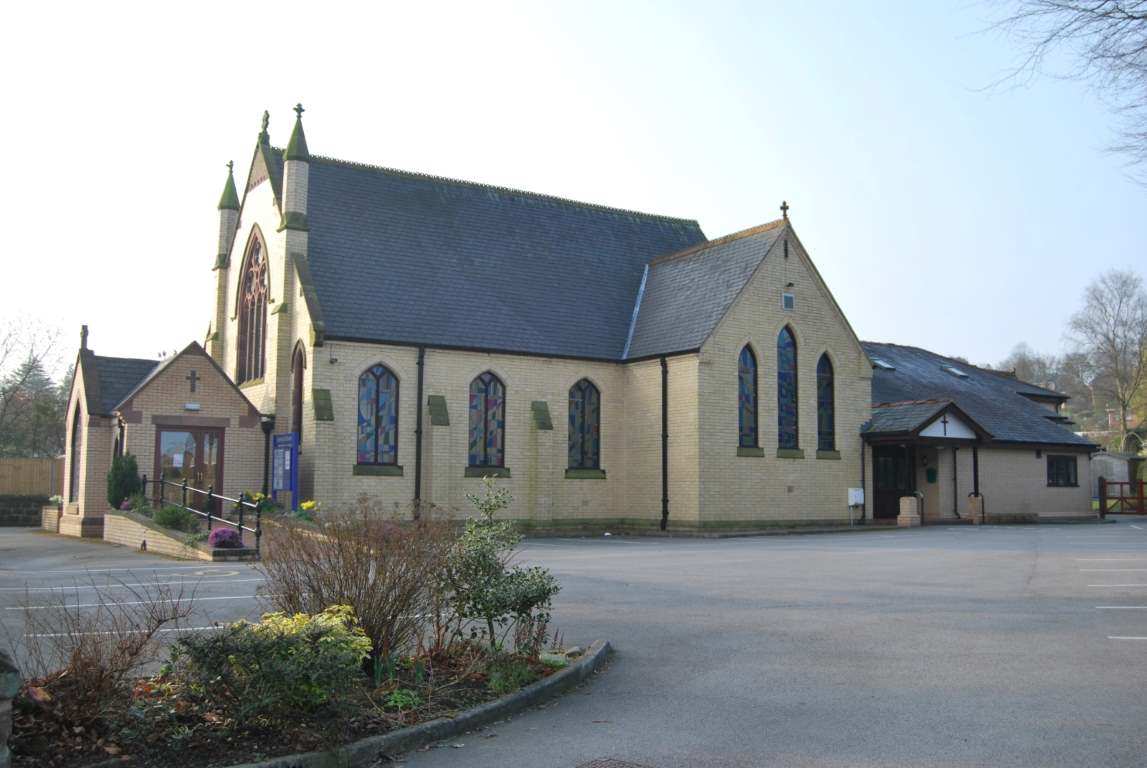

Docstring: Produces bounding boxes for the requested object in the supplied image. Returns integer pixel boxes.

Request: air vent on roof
[942,365,969,379]
[871,358,895,370]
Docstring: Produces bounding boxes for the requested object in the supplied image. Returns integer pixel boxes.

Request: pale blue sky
[3,0,1144,372]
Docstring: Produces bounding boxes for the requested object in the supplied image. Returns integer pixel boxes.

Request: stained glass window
[469,372,505,467]
[777,326,799,450]
[357,364,399,465]
[817,353,835,452]
[738,346,758,448]
[236,234,268,384]
[568,379,601,469]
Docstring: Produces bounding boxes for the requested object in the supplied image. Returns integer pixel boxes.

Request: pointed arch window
[817,354,835,452]
[68,406,81,502]
[777,327,799,450]
[291,343,306,441]
[469,372,505,467]
[357,364,399,465]
[738,346,758,448]
[236,235,268,384]
[568,379,601,469]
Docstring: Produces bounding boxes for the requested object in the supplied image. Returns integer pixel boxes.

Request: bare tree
[992,1,1147,173]
[997,341,1060,387]
[1067,269,1147,450]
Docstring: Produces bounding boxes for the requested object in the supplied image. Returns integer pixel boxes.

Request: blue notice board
[271,433,299,506]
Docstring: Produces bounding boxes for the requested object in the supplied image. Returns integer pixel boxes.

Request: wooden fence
[0,457,64,496]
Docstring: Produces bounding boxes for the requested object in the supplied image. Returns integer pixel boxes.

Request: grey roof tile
[862,342,1093,447]
[85,353,158,415]
[302,155,707,360]
[624,222,786,359]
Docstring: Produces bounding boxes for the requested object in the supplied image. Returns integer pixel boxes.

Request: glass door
[156,428,225,513]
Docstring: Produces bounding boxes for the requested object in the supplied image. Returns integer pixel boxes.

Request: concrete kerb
[221,639,612,768]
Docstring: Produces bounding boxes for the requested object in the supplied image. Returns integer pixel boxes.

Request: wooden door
[873,445,914,519]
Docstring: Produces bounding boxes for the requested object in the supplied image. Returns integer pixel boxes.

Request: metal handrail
[140,473,262,555]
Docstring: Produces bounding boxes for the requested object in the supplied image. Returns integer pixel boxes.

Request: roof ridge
[90,352,160,366]
[873,398,950,408]
[648,219,787,266]
[300,151,701,227]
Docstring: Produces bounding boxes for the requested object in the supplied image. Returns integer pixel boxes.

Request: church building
[56,107,1096,538]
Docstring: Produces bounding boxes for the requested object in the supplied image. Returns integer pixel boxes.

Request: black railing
[140,473,262,556]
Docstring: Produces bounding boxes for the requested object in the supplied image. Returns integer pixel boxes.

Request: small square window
[782,292,795,311]
[1047,455,1077,487]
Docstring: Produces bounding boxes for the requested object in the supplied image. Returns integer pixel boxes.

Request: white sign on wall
[848,487,865,506]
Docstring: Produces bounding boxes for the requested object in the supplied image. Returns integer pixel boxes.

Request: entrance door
[873,445,914,520]
[155,428,225,512]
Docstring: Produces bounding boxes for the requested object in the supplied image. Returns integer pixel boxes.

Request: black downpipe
[660,356,669,531]
[413,346,426,517]
[859,442,867,522]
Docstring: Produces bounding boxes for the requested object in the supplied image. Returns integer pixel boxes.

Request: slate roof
[624,221,787,360]
[79,351,158,416]
[297,153,708,360]
[862,342,1094,448]
[865,400,952,436]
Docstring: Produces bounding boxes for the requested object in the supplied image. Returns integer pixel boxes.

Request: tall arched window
[68,406,81,502]
[236,235,268,384]
[738,345,758,448]
[568,379,601,469]
[357,364,399,465]
[290,343,306,440]
[469,372,505,467]
[817,354,835,452]
[777,326,799,450]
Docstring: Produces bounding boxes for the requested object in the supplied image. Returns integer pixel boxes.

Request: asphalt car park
[2,521,1146,767]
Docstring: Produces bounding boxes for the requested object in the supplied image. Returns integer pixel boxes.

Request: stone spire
[215,161,241,268]
[217,160,240,211]
[284,103,310,161]
[280,103,309,232]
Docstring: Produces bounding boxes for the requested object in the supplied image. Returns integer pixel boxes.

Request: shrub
[448,477,560,653]
[168,606,370,724]
[485,655,538,695]
[153,505,199,533]
[207,528,243,549]
[259,501,456,664]
[106,453,140,510]
[17,578,194,724]
[384,688,422,711]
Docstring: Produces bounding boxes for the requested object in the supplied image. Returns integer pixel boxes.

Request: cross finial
[226,160,233,174]
[294,103,305,119]
[780,200,790,219]
[260,110,270,134]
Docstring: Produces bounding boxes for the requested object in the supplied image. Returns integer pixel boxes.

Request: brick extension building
[58,107,1096,537]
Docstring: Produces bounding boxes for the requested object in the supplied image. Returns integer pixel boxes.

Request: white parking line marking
[1080,569,1147,572]
[0,578,264,592]
[1108,636,1147,641]
[1096,606,1147,609]
[1089,584,1147,587]
[8,594,267,610]
[1132,525,1144,530]
[26,625,226,639]
[0,565,250,575]
[1075,558,1147,562]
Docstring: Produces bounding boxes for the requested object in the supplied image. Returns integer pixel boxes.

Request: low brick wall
[41,505,60,533]
[0,495,48,527]
[103,511,256,562]
[0,650,18,768]
[57,512,104,538]
[104,511,211,561]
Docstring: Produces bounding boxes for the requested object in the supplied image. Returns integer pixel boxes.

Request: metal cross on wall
[939,413,949,436]
[187,369,200,393]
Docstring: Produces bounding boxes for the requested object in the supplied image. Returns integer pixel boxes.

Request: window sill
[465,466,511,478]
[737,446,765,457]
[776,449,805,459]
[816,450,841,460]
[1047,483,1079,488]
[354,464,404,477]
[238,378,265,389]
[565,468,607,480]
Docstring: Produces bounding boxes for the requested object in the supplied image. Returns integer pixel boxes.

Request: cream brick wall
[697,229,871,526]
[976,447,1091,518]
[310,342,631,525]
[104,512,211,561]
[120,350,264,504]
[61,372,115,529]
